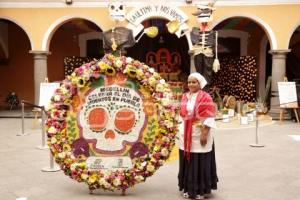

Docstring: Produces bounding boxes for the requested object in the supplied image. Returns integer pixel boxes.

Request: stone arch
[42,14,103,51]
[0,16,34,50]
[287,22,300,49]
[211,13,277,50]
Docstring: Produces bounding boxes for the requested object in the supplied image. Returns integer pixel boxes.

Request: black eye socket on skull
[110,5,115,10]
[119,5,123,10]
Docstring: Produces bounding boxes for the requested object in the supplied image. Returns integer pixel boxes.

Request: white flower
[115,59,123,68]
[53,95,61,102]
[159,79,166,84]
[98,178,107,185]
[126,57,133,63]
[104,182,111,188]
[135,175,144,182]
[161,98,170,106]
[70,163,77,171]
[164,120,174,128]
[146,164,155,172]
[103,170,111,179]
[48,126,57,134]
[156,84,164,92]
[161,148,169,157]
[141,161,147,167]
[149,68,155,73]
[58,152,66,159]
[113,178,121,186]
[50,137,57,144]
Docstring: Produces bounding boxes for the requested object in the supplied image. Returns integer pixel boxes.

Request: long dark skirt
[178,144,218,198]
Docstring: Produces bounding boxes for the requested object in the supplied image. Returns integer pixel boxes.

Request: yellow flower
[63,144,71,152]
[105,66,116,76]
[98,61,109,71]
[81,173,89,180]
[136,69,144,79]
[162,136,170,143]
[125,65,137,78]
[149,77,157,87]
[88,173,98,184]
[153,145,160,152]
[77,78,86,88]
[146,164,155,172]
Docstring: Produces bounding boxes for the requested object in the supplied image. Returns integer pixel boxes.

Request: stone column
[29,50,51,105]
[268,49,290,118]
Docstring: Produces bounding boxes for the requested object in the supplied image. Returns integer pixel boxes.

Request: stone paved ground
[0,117,300,200]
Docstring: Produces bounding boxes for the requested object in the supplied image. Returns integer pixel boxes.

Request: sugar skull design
[108,2,126,21]
[78,85,147,155]
[192,0,216,25]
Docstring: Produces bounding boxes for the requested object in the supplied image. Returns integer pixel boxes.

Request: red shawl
[180,90,215,160]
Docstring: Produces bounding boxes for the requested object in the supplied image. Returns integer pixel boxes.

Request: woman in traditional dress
[178,72,218,200]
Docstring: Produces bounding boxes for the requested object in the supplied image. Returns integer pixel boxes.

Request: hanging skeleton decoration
[104,2,159,55]
[103,2,135,55]
[190,0,220,91]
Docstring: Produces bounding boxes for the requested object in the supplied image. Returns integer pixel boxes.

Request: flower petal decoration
[46,54,178,193]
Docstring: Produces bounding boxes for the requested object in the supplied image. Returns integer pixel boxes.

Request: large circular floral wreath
[46,54,178,192]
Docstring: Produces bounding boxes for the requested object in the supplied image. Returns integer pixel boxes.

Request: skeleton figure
[191,2,219,91]
[104,2,135,55]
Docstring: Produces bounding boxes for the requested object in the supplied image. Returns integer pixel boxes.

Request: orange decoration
[114,108,135,133]
[105,72,128,86]
[105,129,116,139]
[71,95,81,112]
[143,99,156,116]
[88,108,108,132]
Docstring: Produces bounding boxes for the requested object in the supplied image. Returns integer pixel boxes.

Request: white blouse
[177,92,216,153]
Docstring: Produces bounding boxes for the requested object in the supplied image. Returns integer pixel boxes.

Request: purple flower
[72,138,90,157]
[129,142,149,159]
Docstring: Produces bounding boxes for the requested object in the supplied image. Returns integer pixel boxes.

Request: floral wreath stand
[46,54,178,195]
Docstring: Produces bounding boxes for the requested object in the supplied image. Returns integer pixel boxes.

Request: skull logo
[78,85,147,155]
[192,1,216,24]
[108,2,126,21]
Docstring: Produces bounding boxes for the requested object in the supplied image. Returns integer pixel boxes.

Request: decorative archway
[42,14,103,51]
[211,13,277,50]
[286,22,300,49]
[0,16,34,50]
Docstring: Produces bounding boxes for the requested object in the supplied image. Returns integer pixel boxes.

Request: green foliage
[258,76,272,107]
[144,118,157,143]
[67,115,77,140]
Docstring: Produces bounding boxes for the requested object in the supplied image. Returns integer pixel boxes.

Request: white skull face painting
[78,85,147,155]
[193,4,215,24]
[108,2,126,21]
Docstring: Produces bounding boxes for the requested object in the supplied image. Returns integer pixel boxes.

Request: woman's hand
[200,126,210,146]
